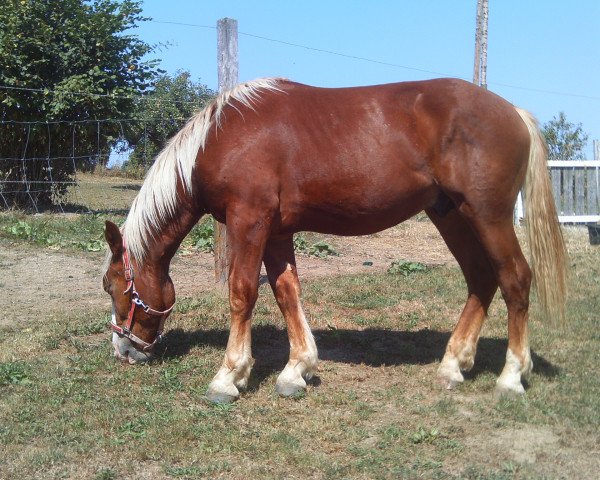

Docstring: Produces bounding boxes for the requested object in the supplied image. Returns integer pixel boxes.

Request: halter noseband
[109,239,174,352]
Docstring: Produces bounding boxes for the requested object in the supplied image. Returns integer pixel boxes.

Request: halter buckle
[132,296,144,307]
[124,266,134,282]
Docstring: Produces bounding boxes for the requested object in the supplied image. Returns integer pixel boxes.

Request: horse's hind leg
[461,212,533,396]
[263,234,318,397]
[426,208,498,389]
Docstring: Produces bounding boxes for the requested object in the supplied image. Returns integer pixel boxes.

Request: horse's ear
[104,221,123,257]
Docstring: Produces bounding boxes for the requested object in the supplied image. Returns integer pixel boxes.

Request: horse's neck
[144,207,202,271]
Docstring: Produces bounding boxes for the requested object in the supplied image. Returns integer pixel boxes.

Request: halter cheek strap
[109,239,175,352]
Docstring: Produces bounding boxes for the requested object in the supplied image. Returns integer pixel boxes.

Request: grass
[0,211,119,252]
[1,174,599,478]
[66,172,143,212]
[1,240,599,478]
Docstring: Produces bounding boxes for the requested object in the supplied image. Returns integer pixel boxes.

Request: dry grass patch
[1,184,599,478]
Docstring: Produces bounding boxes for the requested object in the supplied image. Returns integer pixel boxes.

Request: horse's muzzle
[112,334,154,364]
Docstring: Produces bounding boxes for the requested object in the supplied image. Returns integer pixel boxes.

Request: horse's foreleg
[427,208,498,389]
[264,235,318,397]
[206,212,271,404]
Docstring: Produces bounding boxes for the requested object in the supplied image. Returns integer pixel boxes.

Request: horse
[102,77,566,403]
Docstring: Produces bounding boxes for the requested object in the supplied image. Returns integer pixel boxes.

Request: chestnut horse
[102,78,566,403]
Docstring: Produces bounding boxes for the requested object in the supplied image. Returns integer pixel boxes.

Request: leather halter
[109,239,174,352]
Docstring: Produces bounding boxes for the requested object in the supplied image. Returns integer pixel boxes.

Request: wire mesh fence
[0,118,179,212]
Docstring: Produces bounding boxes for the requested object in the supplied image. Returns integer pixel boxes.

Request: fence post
[473,0,489,89]
[214,18,239,287]
[595,140,600,213]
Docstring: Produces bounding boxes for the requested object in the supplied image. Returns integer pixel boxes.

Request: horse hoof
[436,365,464,390]
[494,382,525,399]
[437,375,462,390]
[205,388,239,404]
[276,381,306,398]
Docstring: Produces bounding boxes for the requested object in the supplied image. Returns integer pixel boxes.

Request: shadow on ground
[111,184,141,191]
[157,325,560,391]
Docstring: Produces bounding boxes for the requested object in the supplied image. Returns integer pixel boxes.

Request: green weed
[293,233,309,253]
[308,240,339,258]
[294,234,338,257]
[388,260,428,276]
[0,212,119,252]
[410,426,440,444]
[189,219,214,252]
[94,469,117,480]
[0,361,32,386]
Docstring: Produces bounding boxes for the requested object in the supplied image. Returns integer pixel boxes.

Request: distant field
[65,171,143,212]
[0,174,599,479]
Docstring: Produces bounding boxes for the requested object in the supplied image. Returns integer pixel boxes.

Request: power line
[489,82,600,101]
[149,19,600,101]
[0,117,190,125]
[150,20,453,77]
[150,20,216,30]
[0,20,597,110]
[0,84,211,106]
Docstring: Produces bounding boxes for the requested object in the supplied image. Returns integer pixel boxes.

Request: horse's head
[102,221,175,364]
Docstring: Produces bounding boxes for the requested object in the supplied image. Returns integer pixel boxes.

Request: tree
[123,71,215,174]
[0,0,161,208]
[542,112,589,160]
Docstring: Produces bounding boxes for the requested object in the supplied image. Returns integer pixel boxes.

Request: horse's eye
[102,276,111,293]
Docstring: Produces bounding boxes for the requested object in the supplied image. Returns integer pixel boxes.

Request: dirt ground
[2,220,598,479]
[0,219,455,325]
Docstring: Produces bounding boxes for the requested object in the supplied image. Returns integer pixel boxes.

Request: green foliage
[189,219,215,252]
[293,234,309,253]
[0,0,162,208]
[542,112,589,160]
[3,218,53,245]
[94,469,117,480]
[6,220,32,239]
[124,71,215,169]
[73,238,104,252]
[294,234,339,257]
[0,212,112,251]
[388,260,428,276]
[308,240,339,258]
[410,426,440,444]
[0,361,31,386]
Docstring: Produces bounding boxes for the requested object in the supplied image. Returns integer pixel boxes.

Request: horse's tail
[515,107,567,325]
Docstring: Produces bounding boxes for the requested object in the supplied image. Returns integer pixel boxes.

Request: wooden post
[594,140,600,214]
[214,18,239,286]
[473,0,489,89]
[473,0,483,86]
[480,0,488,89]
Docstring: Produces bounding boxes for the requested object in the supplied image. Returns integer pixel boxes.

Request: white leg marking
[437,353,464,390]
[456,340,477,372]
[495,348,531,397]
[521,347,533,380]
[207,340,254,403]
[276,308,318,397]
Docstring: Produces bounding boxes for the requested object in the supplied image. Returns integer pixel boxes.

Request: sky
[132,0,600,158]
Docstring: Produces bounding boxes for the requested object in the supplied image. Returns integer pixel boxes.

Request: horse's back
[197,78,530,234]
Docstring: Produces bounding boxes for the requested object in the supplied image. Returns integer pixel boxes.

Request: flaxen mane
[115,78,283,266]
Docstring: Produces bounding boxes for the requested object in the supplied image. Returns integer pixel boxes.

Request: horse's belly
[282,187,437,236]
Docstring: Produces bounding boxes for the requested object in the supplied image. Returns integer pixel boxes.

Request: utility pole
[473,0,489,89]
[214,18,239,287]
